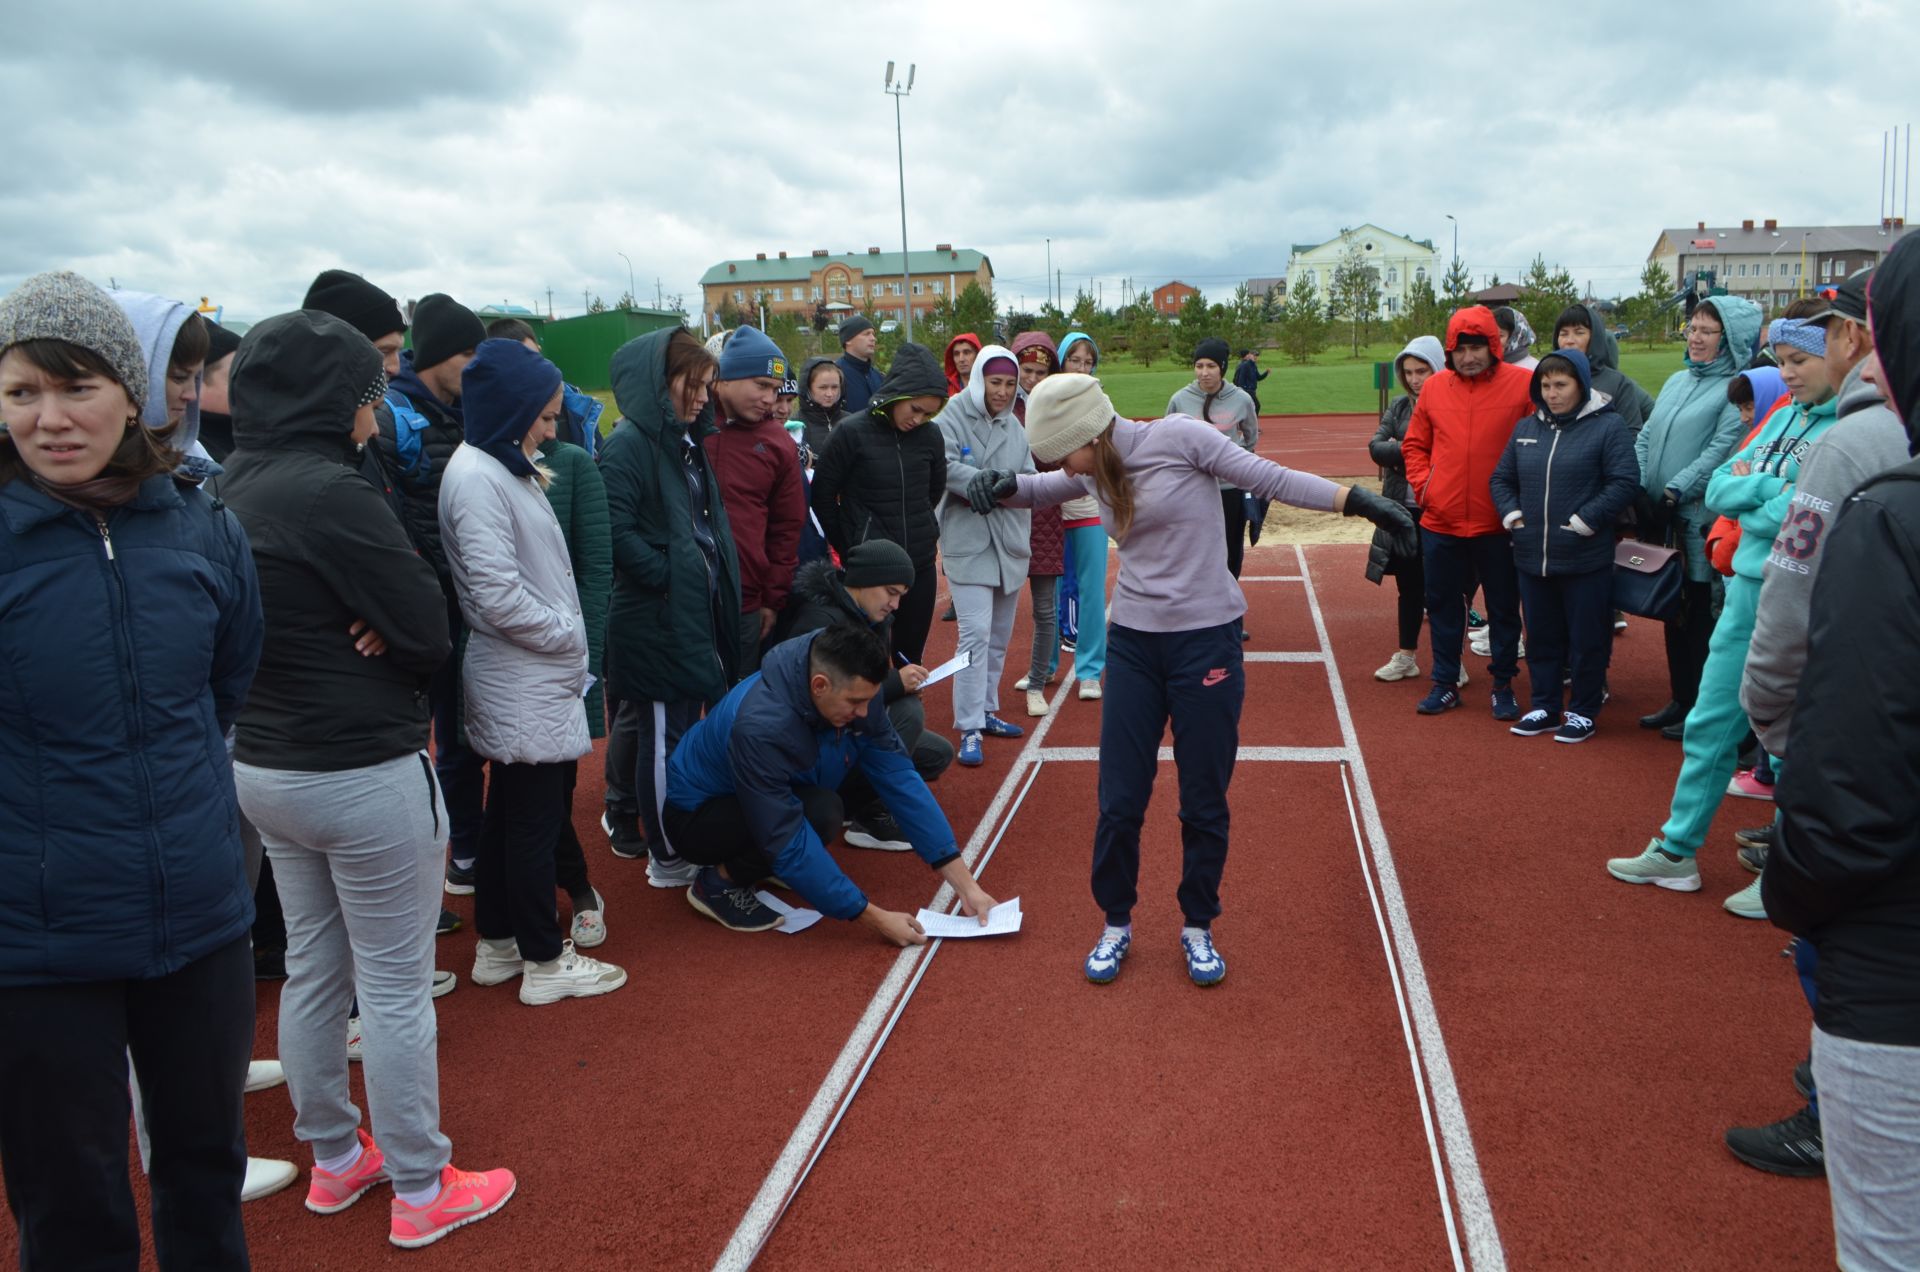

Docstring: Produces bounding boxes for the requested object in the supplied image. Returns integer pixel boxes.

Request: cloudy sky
[5,0,1914,323]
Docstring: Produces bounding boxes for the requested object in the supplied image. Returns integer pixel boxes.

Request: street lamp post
[1444,214,1458,267]
[885,61,916,342]
[617,252,635,310]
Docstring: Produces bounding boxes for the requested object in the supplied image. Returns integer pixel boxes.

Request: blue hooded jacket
[665,630,958,920]
[1490,349,1641,577]
[460,338,563,479]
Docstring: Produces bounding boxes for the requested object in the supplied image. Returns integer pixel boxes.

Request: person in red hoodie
[704,325,805,677]
[944,331,981,398]
[1402,305,1535,718]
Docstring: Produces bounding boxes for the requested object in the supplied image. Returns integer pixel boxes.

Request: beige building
[700,246,992,327]
[1285,225,1438,316]
[1648,219,1909,312]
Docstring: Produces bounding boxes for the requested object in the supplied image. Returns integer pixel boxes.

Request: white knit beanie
[1024,373,1115,463]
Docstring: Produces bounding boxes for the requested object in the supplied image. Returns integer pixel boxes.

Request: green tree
[810,299,832,333]
[952,280,998,342]
[1004,310,1036,339]
[1518,254,1580,355]
[1176,289,1212,351]
[1226,284,1268,360]
[1328,233,1383,357]
[1278,276,1329,364]
[1128,304,1170,368]
[588,293,609,315]
[1440,257,1474,315]
[1394,273,1445,344]
[1619,260,1676,348]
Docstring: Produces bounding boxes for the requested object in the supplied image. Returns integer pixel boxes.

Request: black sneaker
[687,867,783,932]
[1510,709,1557,737]
[254,948,287,981]
[1416,686,1461,715]
[1554,712,1596,744]
[845,808,913,852]
[1660,719,1685,742]
[1793,1057,1813,1099]
[1736,823,1776,851]
[1490,680,1521,722]
[1738,842,1769,874]
[1724,1106,1823,1177]
[1466,608,1486,631]
[941,603,957,622]
[1639,700,1686,730]
[436,907,462,937]
[444,859,475,896]
[601,811,647,860]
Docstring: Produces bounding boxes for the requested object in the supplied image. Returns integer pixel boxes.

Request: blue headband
[1768,317,1826,358]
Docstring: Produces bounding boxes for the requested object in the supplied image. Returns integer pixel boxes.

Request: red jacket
[1402,306,1535,537]
[705,403,805,613]
[944,332,981,398]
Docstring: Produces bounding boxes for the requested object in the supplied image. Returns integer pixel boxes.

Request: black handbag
[1612,539,1683,621]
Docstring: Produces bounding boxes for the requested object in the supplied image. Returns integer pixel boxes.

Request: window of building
[913,281,923,296]
[733,289,743,304]
[1386,268,1398,285]
[851,284,863,299]
[1416,266,1427,284]
[932,281,944,296]
[771,288,783,302]
[811,286,822,301]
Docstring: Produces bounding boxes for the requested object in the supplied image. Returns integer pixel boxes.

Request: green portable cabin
[537,308,683,391]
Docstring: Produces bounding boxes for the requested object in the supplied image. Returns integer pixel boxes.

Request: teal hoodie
[1633,295,1762,580]
[1705,391,1841,579]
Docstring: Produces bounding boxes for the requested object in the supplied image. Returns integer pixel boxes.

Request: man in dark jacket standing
[705,325,804,677]
[1763,237,1920,1271]
[301,268,412,525]
[810,342,950,661]
[835,315,885,416]
[1233,348,1269,413]
[600,326,743,889]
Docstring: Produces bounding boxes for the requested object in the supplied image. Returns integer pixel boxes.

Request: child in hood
[1489,350,1639,742]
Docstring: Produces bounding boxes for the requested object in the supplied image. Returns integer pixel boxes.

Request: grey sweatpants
[1814,1025,1920,1271]
[950,581,1019,732]
[1027,575,1059,687]
[235,751,452,1193]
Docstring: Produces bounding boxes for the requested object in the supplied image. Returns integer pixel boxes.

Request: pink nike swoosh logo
[1202,669,1228,687]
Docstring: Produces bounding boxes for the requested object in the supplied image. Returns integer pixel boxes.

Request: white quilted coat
[439,443,592,764]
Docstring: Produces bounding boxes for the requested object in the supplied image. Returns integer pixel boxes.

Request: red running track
[4,538,1832,1270]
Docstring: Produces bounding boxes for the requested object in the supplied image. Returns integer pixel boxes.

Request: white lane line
[1239,574,1305,582]
[1244,650,1327,662]
[1037,745,1352,764]
[1295,544,1506,1271]
[714,678,1075,1272]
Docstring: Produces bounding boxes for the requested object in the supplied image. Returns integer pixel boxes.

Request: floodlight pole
[886,62,916,342]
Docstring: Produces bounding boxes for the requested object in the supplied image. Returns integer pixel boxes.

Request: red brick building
[1152,280,1198,316]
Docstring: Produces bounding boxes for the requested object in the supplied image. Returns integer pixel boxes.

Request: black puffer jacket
[379,351,464,588]
[787,558,905,702]
[810,342,949,567]
[219,311,452,771]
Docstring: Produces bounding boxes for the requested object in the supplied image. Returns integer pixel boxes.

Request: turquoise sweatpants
[1658,573,1760,857]
[1065,524,1109,682]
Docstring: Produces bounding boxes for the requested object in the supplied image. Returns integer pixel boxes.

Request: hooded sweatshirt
[108,290,218,485]
[439,340,591,765]
[1366,335,1445,582]
[1167,372,1259,492]
[707,377,806,616]
[220,311,451,771]
[664,629,959,921]
[810,342,950,567]
[938,344,1037,591]
[1634,295,1763,581]
[1402,306,1535,537]
[943,331,981,398]
[1489,351,1640,576]
[1742,357,1910,753]
[1556,303,1657,436]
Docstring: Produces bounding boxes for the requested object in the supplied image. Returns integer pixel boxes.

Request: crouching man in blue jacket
[665,623,998,943]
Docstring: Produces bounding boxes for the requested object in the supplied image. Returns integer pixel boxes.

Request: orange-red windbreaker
[1402,306,1535,537]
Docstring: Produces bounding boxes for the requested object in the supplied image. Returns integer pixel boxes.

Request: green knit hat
[0,271,149,409]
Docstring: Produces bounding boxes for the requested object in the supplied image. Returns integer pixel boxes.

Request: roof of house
[1650,223,1910,260]
[1244,275,1286,294]
[701,248,990,286]
[1290,225,1437,257]
[1153,280,1195,292]
[1469,283,1523,304]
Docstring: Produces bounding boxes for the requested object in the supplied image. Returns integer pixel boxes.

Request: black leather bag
[1612,540,1683,620]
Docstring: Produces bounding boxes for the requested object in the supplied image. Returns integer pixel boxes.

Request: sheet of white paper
[915,896,1022,939]
[755,890,822,935]
[918,648,972,688]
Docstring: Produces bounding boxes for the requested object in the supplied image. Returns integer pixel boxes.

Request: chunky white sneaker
[519,941,628,1005]
[245,1060,286,1094]
[242,1156,299,1203]
[1605,839,1702,892]
[1014,674,1032,691]
[1469,630,1491,658]
[1374,651,1420,681]
[1026,688,1048,717]
[345,1016,363,1063]
[570,888,607,948]
[646,855,699,889]
[471,939,524,986]
[1083,926,1131,984]
[1077,679,1102,700]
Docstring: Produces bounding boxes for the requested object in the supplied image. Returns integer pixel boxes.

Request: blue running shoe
[1084,927,1130,984]
[1181,929,1226,986]
[1490,680,1521,722]
[980,714,1024,739]
[957,730,984,766]
[1416,685,1461,715]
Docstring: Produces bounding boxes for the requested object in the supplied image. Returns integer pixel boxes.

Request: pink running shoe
[305,1129,388,1214]
[1726,769,1775,801]
[388,1164,517,1249]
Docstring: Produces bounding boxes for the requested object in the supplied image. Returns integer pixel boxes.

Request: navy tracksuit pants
[1094,621,1243,928]
[1422,528,1522,689]
[1515,566,1614,717]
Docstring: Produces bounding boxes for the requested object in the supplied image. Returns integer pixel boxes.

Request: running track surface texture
[26,537,1834,1270]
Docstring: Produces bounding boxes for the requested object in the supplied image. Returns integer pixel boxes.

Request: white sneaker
[1014,674,1032,691]
[1469,631,1491,658]
[245,1059,285,1094]
[242,1156,298,1203]
[1456,664,1470,688]
[345,1016,363,1063]
[1077,679,1102,700]
[472,939,523,986]
[1026,688,1048,717]
[519,941,628,1006]
[1374,651,1419,681]
[431,969,457,998]
[646,855,699,889]
[571,888,607,948]
[1723,876,1767,920]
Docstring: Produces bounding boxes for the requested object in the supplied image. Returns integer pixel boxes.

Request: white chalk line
[1238,574,1305,582]
[1037,745,1352,764]
[1244,649,1327,662]
[1295,544,1506,1271]
[713,677,1074,1271]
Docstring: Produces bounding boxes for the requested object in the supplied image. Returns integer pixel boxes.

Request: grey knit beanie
[0,271,150,410]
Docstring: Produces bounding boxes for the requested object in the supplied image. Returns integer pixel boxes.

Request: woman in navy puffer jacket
[0,271,262,1269]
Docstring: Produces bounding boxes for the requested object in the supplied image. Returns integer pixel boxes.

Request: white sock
[1102,924,1130,940]
[394,1180,443,1209]
[315,1142,362,1177]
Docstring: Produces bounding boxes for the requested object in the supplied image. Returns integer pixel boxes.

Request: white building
[1285,225,1439,317]
[1647,220,1909,314]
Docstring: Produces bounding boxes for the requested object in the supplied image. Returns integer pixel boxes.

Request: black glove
[966,469,1004,516]
[1343,485,1419,557]
[992,469,1019,500]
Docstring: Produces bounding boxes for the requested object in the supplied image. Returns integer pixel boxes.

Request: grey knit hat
[0,271,150,409]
